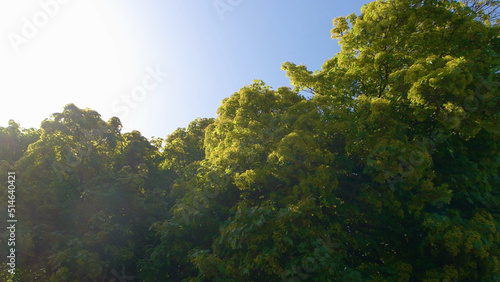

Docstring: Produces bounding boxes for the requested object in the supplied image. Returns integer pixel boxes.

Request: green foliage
[1,104,176,280]
[1,0,499,280]
[142,0,499,280]
[0,120,40,164]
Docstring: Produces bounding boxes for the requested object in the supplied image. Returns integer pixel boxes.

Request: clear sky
[0,0,370,139]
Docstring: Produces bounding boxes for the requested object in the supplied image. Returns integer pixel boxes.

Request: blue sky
[1,0,370,139]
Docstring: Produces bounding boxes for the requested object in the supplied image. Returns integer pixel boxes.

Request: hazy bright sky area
[0,0,370,139]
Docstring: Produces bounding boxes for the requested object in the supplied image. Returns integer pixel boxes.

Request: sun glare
[0,0,135,130]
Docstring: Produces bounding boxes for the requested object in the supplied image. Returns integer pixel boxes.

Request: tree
[283,0,499,279]
[2,0,498,280]
[0,120,40,164]
[11,104,171,280]
[461,0,499,22]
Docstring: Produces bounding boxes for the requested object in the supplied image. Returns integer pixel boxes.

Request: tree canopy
[1,0,499,280]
